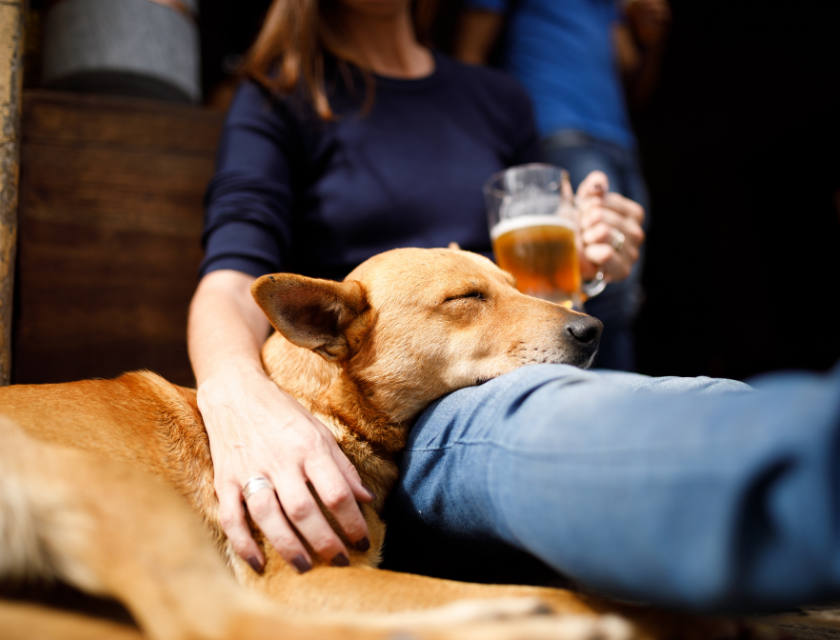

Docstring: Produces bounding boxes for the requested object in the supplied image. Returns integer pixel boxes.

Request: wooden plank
[13,219,201,385]
[21,89,223,152]
[13,90,224,386]
[21,143,210,236]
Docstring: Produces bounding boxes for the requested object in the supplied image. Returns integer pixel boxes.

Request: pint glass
[484,164,605,308]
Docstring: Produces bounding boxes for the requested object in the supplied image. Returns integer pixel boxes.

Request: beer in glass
[484,164,604,308]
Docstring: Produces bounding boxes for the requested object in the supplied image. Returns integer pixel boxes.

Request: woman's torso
[202,53,539,281]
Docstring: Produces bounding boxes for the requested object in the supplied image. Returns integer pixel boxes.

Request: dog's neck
[260,332,408,496]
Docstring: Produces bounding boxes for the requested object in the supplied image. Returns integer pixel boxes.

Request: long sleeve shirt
[201,52,540,281]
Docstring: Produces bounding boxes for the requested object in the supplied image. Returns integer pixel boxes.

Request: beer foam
[490,215,574,240]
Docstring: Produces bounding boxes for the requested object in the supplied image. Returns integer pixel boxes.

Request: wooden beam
[0,0,25,386]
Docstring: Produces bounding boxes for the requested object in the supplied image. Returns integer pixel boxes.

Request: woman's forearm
[188,269,270,386]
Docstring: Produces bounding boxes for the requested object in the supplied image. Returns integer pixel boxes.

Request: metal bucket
[42,0,201,104]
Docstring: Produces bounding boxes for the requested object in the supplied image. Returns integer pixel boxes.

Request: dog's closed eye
[444,291,486,303]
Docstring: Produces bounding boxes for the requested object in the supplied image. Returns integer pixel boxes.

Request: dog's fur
[0,248,748,639]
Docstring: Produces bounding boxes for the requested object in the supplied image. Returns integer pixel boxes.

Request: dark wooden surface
[13,90,224,386]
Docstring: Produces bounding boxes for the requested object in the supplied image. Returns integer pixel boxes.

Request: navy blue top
[464,0,635,149]
[201,52,540,281]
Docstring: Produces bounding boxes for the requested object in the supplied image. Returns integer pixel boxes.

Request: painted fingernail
[290,554,312,574]
[362,483,377,501]
[331,552,350,567]
[354,537,371,552]
[247,555,263,574]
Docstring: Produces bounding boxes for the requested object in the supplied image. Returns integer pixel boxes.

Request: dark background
[201,0,840,381]
[630,3,840,379]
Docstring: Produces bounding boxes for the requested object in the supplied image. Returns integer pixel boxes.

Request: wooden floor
[761,607,840,640]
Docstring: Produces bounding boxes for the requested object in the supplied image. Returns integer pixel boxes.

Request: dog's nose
[566,316,603,348]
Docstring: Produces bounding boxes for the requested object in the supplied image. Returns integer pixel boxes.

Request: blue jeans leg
[382,363,840,612]
[540,133,650,372]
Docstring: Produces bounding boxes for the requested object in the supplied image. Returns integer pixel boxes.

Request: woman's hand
[575,171,646,282]
[198,365,375,574]
[189,271,374,575]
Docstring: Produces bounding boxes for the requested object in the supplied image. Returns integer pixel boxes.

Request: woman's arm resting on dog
[188,270,374,573]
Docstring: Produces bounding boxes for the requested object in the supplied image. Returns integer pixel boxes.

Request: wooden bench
[14,90,224,386]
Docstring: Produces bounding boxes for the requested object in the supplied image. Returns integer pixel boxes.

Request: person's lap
[382,362,840,612]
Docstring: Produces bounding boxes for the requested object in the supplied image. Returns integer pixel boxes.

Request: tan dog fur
[0,248,749,639]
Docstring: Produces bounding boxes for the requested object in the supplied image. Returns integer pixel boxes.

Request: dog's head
[252,248,601,423]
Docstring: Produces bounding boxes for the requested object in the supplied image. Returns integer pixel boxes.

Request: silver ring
[242,475,275,501]
[611,230,626,253]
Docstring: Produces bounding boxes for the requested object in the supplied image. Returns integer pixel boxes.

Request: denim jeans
[382,363,840,612]
[541,131,649,372]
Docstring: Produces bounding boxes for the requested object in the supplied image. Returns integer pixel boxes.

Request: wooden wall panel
[14,90,224,386]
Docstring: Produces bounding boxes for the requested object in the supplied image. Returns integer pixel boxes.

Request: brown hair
[241,0,440,120]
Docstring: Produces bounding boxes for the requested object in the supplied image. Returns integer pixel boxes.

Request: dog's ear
[251,274,370,362]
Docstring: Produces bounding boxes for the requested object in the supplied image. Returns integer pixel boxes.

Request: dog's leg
[256,565,768,640]
[254,563,601,614]
[0,377,221,518]
[0,600,144,640]
[0,416,664,640]
[0,416,334,640]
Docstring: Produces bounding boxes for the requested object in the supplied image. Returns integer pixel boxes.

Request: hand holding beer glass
[485,164,607,309]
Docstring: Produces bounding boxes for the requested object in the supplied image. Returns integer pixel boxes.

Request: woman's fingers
[576,170,609,200]
[242,478,314,574]
[200,369,373,573]
[601,192,645,225]
[328,432,377,504]
[580,208,644,263]
[221,450,370,574]
[583,243,634,282]
[305,452,371,551]
[219,476,315,574]
[576,180,646,282]
[274,470,352,567]
[581,230,638,281]
[576,174,645,227]
[216,481,265,573]
[580,197,645,234]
